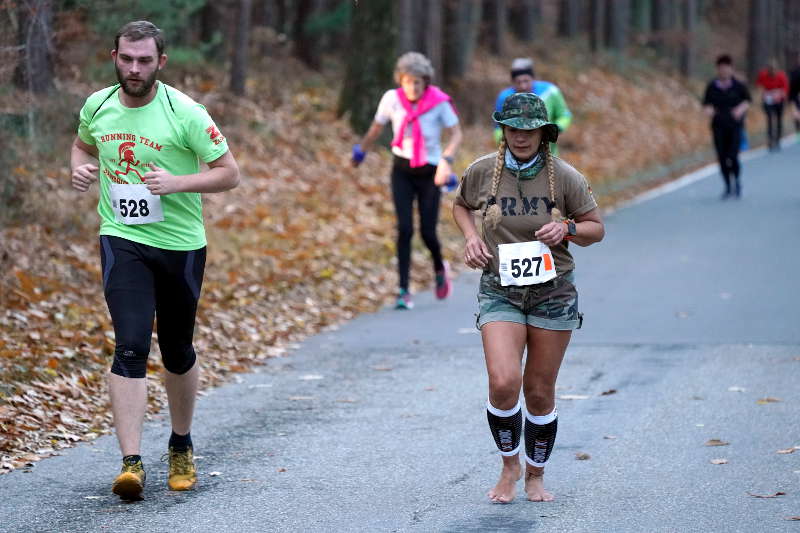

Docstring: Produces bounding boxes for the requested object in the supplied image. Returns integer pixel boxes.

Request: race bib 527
[498,241,557,287]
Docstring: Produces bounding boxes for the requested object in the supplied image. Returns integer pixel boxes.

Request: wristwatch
[564,219,577,239]
[442,155,454,165]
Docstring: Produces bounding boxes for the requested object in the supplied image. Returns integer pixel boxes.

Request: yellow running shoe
[166,446,197,491]
[111,456,146,501]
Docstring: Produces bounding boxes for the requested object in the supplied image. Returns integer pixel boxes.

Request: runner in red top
[755,61,789,151]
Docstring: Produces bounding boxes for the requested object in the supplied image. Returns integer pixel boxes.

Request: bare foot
[525,466,554,502]
[487,456,521,504]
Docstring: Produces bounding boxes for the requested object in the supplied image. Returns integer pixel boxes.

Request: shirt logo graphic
[206,124,226,146]
[114,142,144,183]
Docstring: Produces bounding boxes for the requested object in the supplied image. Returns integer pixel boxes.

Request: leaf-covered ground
[0,45,765,473]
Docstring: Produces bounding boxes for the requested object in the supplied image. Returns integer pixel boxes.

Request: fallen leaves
[600,389,617,396]
[705,439,730,447]
[755,397,781,405]
[575,452,591,460]
[746,491,786,499]
[777,446,800,455]
[710,459,728,465]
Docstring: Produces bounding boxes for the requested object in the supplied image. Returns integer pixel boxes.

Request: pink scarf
[391,85,455,168]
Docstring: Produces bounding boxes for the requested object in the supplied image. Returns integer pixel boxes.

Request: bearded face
[113,36,163,98]
[116,61,159,97]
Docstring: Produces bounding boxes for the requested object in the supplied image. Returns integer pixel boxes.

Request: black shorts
[99,235,206,375]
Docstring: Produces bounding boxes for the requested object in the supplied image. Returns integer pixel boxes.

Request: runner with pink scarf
[391,85,456,168]
[351,52,461,310]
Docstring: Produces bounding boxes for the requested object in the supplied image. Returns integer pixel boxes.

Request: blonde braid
[484,140,506,230]
[544,142,562,222]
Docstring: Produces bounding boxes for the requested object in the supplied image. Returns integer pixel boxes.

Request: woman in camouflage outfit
[453,93,604,503]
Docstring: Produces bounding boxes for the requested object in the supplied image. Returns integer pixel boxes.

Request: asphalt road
[2,141,799,532]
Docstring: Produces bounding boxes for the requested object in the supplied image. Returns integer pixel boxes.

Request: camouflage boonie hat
[492,92,559,143]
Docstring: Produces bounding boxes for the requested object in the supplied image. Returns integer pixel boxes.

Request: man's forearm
[71,140,97,170]
[176,165,239,193]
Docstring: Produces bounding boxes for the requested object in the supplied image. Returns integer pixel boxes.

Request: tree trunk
[230,0,253,96]
[294,0,321,69]
[650,0,673,56]
[557,0,581,38]
[338,0,396,133]
[12,0,54,94]
[784,0,800,68]
[630,0,652,33]
[678,0,696,76]
[398,0,419,53]
[766,0,782,67]
[444,0,482,80]
[423,0,444,80]
[200,2,221,42]
[605,0,630,50]
[589,0,606,52]
[485,0,508,55]
[747,0,770,80]
[509,0,540,42]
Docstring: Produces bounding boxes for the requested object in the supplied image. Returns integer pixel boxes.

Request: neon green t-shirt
[77,82,229,250]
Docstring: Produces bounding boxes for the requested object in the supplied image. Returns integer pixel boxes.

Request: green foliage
[305,0,352,36]
[75,0,206,47]
[167,41,218,69]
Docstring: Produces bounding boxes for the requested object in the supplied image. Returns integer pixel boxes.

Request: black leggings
[100,235,205,378]
[391,156,444,291]
[763,102,784,148]
[712,124,742,193]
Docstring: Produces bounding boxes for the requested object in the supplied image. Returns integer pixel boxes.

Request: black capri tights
[100,235,205,379]
[712,124,742,192]
[391,156,445,291]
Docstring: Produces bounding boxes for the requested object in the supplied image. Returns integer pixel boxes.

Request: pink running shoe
[435,261,452,300]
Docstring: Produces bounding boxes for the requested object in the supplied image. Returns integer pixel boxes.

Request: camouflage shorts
[476,270,582,331]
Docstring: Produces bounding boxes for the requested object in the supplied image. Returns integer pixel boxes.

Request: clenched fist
[71,163,99,192]
[143,162,183,195]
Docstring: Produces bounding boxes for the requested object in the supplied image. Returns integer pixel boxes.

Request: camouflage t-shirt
[456,152,597,275]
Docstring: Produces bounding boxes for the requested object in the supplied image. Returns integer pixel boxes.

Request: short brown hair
[115,20,165,56]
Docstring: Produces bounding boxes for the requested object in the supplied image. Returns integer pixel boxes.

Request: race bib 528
[498,241,557,287]
[109,183,164,225]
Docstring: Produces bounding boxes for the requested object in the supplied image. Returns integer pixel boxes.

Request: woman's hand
[464,234,493,269]
[535,221,567,247]
[434,160,451,186]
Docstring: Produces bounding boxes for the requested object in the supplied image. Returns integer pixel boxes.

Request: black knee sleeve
[487,400,522,456]
[525,408,558,467]
[110,346,149,378]
[161,345,197,375]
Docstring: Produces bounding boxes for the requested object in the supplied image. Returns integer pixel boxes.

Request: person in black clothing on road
[703,55,751,199]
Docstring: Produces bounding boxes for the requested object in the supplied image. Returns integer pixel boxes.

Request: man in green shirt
[70,20,239,501]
